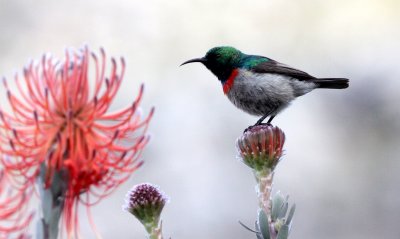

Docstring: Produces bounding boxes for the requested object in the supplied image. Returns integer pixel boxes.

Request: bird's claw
[243,126,252,133]
[243,123,273,133]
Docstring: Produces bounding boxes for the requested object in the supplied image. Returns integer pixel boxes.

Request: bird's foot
[243,122,273,133]
[259,122,273,126]
[243,126,253,133]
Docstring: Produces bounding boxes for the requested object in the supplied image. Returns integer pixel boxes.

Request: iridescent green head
[181,46,244,82]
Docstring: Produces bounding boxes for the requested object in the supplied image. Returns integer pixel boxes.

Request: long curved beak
[180,57,207,66]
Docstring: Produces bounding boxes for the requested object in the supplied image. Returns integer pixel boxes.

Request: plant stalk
[255,171,274,215]
[36,164,67,239]
[145,222,163,239]
[255,171,277,239]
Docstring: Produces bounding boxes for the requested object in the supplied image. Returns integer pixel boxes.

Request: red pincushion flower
[0,46,153,236]
[236,125,285,173]
[0,170,34,239]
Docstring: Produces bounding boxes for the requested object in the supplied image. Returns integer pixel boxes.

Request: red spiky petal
[0,46,153,236]
[0,170,34,239]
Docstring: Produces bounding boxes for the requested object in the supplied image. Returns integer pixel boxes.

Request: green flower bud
[237,125,285,174]
[123,183,168,232]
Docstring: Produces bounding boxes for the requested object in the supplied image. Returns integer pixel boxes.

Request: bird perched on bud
[181,46,349,126]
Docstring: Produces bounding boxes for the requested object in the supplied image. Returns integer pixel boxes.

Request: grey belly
[226,73,306,116]
[227,89,290,116]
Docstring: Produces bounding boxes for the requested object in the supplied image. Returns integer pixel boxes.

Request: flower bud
[236,125,285,174]
[123,183,168,229]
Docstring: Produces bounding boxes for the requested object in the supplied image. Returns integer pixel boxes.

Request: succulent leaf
[258,209,270,239]
[238,221,259,234]
[285,204,296,226]
[276,224,289,239]
[278,201,289,220]
[255,221,263,239]
[271,193,285,221]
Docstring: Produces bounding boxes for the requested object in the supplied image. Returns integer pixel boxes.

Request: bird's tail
[313,78,349,89]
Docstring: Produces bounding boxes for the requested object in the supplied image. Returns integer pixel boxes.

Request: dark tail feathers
[313,78,349,89]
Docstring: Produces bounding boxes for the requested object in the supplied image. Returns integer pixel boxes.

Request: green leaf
[271,192,284,221]
[278,202,288,220]
[238,220,259,234]
[285,204,296,226]
[258,209,270,239]
[277,224,289,239]
[255,221,263,239]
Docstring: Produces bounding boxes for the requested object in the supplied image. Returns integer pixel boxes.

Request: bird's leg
[266,115,276,125]
[244,113,273,133]
[254,114,269,126]
[255,113,277,126]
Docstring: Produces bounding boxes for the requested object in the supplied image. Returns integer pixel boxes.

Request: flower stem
[36,163,67,239]
[255,171,274,215]
[255,171,277,239]
[145,222,163,239]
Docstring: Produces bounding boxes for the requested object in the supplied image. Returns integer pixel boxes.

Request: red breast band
[223,69,239,94]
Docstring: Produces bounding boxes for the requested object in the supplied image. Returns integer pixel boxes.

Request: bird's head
[181,46,243,81]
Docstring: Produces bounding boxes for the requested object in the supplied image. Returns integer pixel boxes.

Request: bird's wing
[251,58,316,81]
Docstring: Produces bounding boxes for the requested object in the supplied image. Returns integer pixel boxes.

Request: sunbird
[182,46,349,126]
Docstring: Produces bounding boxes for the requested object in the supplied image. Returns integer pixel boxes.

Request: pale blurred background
[1,0,400,238]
